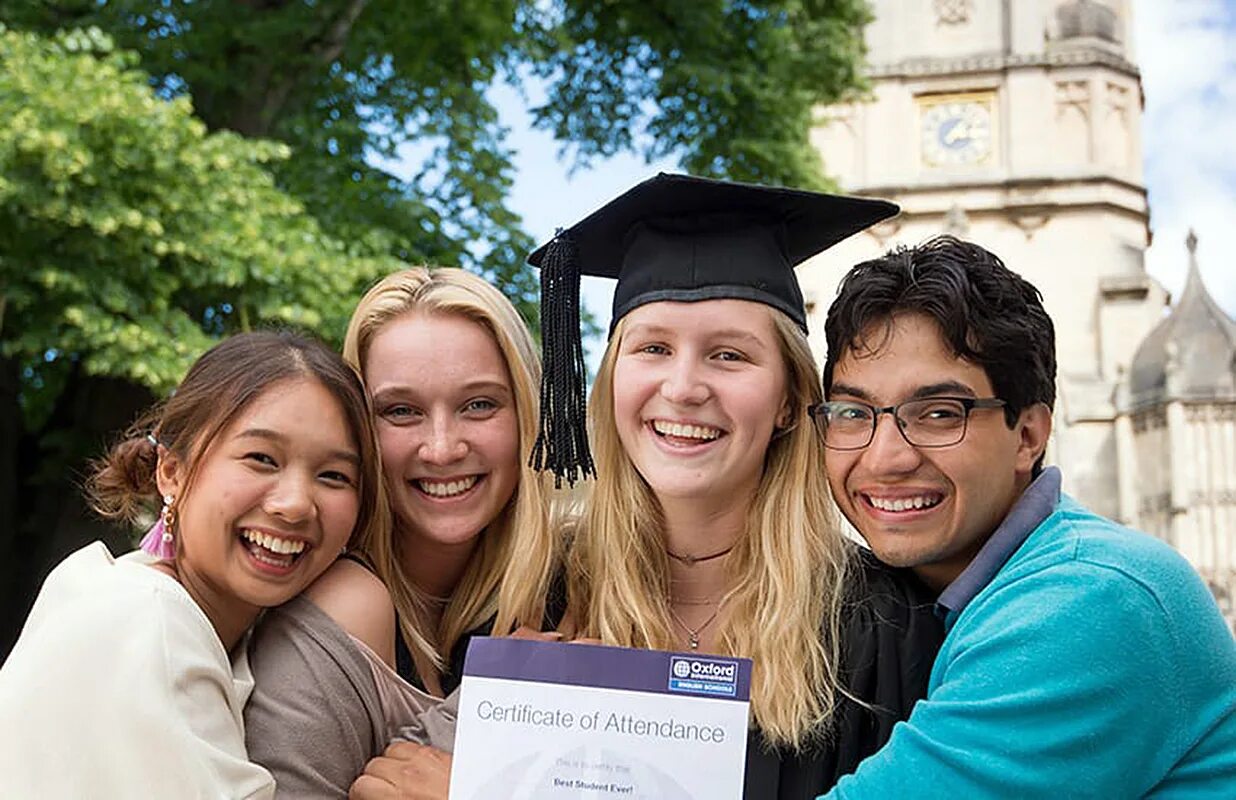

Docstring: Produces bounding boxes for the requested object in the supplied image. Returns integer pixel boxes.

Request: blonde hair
[343,267,557,670]
[568,307,852,749]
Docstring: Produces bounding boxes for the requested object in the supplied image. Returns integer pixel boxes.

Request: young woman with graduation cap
[531,173,945,798]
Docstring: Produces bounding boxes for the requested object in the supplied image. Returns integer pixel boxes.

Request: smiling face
[158,377,361,616]
[611,299,790,508]
[364,312,521,557]
[824,312,1050,590]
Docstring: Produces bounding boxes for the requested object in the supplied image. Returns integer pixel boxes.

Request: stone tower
[801,0,1169,519]
[1117,231,1236,626]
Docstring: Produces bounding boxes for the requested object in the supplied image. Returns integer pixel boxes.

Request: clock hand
[944,121,971,145]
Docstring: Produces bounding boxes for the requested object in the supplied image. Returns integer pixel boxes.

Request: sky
[495,0,1236,363]
[494,81,674,363]
[1133,0,1236,312]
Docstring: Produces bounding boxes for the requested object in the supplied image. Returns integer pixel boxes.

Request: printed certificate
[449,638,752,799]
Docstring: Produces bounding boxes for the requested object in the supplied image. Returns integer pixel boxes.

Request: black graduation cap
[527,172,898,486]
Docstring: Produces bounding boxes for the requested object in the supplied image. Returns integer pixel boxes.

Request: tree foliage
[1,1,872,324]
[0,25,398,422]
[0,0,546,323]
[524,0,873,189]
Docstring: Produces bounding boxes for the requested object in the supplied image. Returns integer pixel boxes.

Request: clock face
[920,97,994,167]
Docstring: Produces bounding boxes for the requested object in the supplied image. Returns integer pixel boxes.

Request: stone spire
[1127,230,1236,409]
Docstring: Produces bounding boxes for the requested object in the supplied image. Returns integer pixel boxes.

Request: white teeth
[241,529,306,555]
[652,420,723,441]
[417,475,479,497]
[868,495,942,512]
[251,549,290,567]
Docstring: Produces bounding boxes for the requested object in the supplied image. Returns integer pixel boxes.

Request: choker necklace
[668,600,724,651]
[666,544,734,567]
[668,595,718,607]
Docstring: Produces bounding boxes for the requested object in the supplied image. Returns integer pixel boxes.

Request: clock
[919,93,995,167]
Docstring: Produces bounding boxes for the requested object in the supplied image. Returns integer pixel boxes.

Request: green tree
[526,0,872,189]
[1,1,872,317]
[1,27,397,398]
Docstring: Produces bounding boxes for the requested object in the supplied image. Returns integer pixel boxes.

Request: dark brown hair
[824,235,1057,421]
[88,331,382,547]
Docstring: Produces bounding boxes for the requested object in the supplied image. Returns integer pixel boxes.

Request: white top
[0,542,275,799]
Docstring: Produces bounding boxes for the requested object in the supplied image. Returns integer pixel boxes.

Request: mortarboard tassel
[530,230,596,487]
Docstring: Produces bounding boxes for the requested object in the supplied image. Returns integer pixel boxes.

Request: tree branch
[233,0,371,136]
[310,0,370,66]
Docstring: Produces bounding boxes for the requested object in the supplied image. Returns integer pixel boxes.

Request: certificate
[449,638,752,799]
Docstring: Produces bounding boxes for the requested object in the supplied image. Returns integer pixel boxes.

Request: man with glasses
[812,236,1235,798]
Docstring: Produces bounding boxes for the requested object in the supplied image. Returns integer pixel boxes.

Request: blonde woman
[530,174,946,799]
[244,268,561,797]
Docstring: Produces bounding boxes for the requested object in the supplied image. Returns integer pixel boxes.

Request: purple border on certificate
[463,638,752,702]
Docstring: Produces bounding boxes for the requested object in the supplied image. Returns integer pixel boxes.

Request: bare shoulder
[304,559,397,666]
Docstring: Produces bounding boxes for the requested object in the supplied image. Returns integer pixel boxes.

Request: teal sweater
[822,496,1236,798]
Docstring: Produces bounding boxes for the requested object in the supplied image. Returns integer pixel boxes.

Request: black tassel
[530,230,596,487]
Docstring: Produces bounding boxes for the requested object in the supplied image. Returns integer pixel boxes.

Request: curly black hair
[823,235,1056,429]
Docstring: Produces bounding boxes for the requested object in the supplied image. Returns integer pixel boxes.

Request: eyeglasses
[807,396,1008,451]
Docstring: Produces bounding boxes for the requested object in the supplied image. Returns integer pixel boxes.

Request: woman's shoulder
[303,557,397,665]
[29,542,206,634]
[4,544,228,697]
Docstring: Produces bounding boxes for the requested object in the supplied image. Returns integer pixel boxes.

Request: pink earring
[139,494,177,560]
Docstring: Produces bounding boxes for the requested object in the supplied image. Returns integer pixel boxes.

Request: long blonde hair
[568,307,852,749]
[343,267,557,670]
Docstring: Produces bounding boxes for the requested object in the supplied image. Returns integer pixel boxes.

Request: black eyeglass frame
[807,396,1008,451]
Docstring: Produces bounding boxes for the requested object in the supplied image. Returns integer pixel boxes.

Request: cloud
[1135,0,1236,315]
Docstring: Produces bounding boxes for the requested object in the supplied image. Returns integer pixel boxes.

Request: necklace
[667,595,717,607]
[667,601,724,650]
[665,544,734,567]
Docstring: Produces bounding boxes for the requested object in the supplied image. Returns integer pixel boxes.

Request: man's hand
[348,743,451,800]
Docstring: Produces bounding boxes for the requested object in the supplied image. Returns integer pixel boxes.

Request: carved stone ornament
[944,203,970,236]
[934,0,972,25]
[1056,80,1092,115]
[1009,208,1051,240]
[866,218,902,247]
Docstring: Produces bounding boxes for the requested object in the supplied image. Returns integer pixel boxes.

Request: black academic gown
[394,614,484,694]
[394,569,571,694]
[742,552,944,799]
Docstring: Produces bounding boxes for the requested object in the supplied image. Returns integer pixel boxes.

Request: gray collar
[935,466,1062,617]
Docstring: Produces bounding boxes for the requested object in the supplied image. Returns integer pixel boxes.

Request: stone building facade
[1118,231,1236,623]
[801,0,1236,625]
